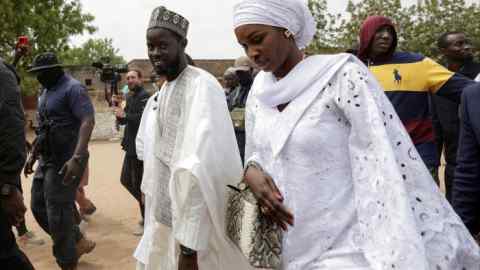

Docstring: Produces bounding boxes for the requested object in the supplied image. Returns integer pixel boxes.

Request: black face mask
[36,68,64,89]
[236,70,253,87]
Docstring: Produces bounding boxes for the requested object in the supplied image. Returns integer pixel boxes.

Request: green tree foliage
[307,0,480,59]
[60,38,126,66]
[0,0,96,59]
[306,0,339,54]
[402,0,480,59]
[0,0,96,96]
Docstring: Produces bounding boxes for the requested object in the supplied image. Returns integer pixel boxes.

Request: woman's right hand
[244,166,294,230]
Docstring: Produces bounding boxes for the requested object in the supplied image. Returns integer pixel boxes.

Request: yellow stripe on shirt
[368,57,454,93]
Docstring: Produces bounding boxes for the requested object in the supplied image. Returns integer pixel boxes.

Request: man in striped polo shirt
[357,16,474,182]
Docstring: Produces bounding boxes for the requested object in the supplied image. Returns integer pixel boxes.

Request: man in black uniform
[432,31,480,202]
[115,69,149,236]
[25,52,95,270]
[0,58,35,270]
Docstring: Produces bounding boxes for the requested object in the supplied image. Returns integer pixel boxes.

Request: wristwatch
[245,160,264,172]
[0,184,15,197]
[244,160,269,178]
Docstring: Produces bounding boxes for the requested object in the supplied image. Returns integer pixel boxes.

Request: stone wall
[90,111,124,141]
[65,65,104,91]
[86,91,124,141]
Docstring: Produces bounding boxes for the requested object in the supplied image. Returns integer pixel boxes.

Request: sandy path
[20,141,141,270]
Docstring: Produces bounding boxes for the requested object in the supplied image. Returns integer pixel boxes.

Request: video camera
[92,57,129,107]
[92,57,128,82]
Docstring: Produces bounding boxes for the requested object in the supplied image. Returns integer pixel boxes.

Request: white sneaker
[79,220,89,235]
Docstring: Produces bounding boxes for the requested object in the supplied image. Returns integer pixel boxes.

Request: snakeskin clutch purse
[226,181,283,269]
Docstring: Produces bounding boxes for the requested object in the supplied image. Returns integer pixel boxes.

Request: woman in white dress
[233,0,480,269]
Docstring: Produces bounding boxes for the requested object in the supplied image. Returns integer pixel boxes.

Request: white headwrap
[233,0,316,49]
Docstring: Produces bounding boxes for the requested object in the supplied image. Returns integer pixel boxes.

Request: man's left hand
[178,253,198,270]
[59,157,85,186]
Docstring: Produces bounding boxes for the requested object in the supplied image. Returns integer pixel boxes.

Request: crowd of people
[1,0,480,269]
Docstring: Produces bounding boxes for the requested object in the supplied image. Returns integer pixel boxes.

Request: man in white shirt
[134,6,252,270]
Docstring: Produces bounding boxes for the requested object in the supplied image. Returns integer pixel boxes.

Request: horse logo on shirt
[393,69,402,84]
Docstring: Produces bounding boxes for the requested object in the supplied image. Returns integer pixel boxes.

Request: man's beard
[153,54,181,78]
[128,84,141,92]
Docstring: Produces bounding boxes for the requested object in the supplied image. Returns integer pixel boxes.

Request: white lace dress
[245,56,480,270]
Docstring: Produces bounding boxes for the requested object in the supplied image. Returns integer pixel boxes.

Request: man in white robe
[134,6,252,270]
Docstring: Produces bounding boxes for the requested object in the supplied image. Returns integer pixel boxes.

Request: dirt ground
[20,141,141,270]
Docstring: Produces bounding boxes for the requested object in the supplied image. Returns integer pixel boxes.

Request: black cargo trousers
[31,162,82,269]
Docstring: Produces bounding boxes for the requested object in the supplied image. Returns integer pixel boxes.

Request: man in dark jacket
[0,58,35,269]
[357,16,473,183]
[452,83,480,243]
[7,40,46,246]
[115,69,149,236]
[432,31,480,202]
